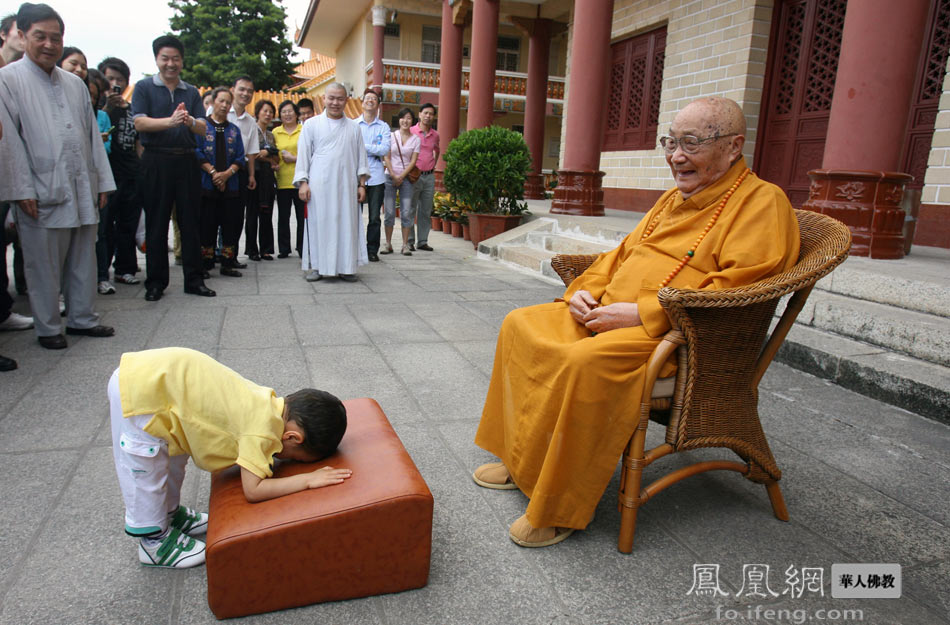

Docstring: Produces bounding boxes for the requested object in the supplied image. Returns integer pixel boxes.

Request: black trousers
[276,187,305,257]
[200,193,242,263]
[142,151,203,291]
[364,183,384,255]
[245,167,275,256]
[97,173,141,280]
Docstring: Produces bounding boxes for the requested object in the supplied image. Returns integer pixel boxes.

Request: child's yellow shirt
[118,347,285,479]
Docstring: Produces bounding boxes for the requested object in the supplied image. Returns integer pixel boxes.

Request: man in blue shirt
[131,35,212,301]
[357,89,391,262]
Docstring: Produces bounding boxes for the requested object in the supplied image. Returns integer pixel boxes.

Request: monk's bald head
[666,97,747,198]
[673,96,746,138]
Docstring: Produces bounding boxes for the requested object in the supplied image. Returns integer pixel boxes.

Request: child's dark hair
[285,389,346,459]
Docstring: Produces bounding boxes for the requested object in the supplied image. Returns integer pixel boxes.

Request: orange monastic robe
[474,158,800,529]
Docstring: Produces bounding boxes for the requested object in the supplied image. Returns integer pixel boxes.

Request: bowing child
[108,347,351,568]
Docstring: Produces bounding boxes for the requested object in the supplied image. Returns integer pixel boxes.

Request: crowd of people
[0,2,441,371]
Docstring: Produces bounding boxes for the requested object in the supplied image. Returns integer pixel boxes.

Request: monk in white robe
[294,83,369,281]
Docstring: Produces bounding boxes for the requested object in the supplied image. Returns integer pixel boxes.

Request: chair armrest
[550,254,600,287]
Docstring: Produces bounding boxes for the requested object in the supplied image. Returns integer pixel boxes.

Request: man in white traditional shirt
[294,83,369,282]
[0,2,115,350]
[228,75,259,265]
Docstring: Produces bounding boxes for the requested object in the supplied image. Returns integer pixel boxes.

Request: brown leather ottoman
[205,398,433,619]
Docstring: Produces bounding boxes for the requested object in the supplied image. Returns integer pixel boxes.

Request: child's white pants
[109,368,187,536]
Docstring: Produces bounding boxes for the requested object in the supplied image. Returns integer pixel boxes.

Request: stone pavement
[1,227,948,625]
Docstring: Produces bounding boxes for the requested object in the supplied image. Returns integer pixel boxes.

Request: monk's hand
[298,182,311,202]
[583,302,642,333]
[16,198,38,219]
[305,466,353,489]
[568,289,599,324]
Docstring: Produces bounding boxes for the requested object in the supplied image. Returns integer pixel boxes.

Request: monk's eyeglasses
[658,133,737,154]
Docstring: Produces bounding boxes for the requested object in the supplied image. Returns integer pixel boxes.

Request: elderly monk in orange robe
[473,96,800,547]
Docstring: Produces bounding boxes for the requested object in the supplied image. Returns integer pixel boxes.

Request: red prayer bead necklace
[640,167,751,288]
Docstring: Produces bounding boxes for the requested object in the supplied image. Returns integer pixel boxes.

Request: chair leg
[617,454,643,553]
[765,481,790,522]
[618,420,649,553]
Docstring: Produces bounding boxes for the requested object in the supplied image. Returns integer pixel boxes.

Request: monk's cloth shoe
[508,514,574,548]
[472,462,519,490]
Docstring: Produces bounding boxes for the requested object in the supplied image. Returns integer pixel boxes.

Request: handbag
[397,131,421,183]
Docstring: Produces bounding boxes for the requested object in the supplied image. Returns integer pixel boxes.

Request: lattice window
[803,0,846,113]
[921,0,950,100]
[606,62,625,132]
[774,2,805,115]
[603,25,667,151]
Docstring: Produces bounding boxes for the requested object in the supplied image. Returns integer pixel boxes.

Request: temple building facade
[296,0,950,255]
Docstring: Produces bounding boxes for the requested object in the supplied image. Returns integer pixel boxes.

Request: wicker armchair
[550,210,852,553]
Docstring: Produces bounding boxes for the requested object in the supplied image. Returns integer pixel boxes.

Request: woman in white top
[381,108,420,256]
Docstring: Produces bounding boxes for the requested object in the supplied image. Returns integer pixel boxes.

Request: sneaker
[379,243,393,254]
[98,281,116,295]
[305,270,322,282]
[0,311,33,331]
[114,273,140,285]
[138,528,206,568]
[170,505,208,536]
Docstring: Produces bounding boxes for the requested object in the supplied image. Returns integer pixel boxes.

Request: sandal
[472,462,519,490]
[508,515,574,548]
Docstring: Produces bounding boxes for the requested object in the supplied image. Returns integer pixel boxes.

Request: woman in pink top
[381,108,420,256]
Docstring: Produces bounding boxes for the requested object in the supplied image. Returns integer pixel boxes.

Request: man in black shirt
[131,35,212,300]
[98,56,141,288]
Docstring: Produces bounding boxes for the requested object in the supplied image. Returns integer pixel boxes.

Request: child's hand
[306,466,352,489]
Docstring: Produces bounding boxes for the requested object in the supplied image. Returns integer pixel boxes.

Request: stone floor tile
[348,303,444,345]
[220,305,296,349]
[0,356,115,452]
[147,306,225,351]
[291,303,370,347]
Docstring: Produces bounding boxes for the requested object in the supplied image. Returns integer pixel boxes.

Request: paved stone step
[524,215,633,245]
[523,231,614,255]
[494,245,562,282]
[788,290,950,367]
[776,323,950,425]
[816,252,949,319]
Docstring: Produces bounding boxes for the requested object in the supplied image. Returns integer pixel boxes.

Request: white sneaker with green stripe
[170,505,208,536]
[138,528,206,568]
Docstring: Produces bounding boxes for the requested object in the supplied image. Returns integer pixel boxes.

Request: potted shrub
[431,193,446,231]
[442,126,532,248]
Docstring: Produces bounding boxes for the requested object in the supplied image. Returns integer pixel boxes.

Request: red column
[436,0,465,189]
[803,0,929,258]
[467,0,499,130]
[552,0,614,216]
[522,19,552,200]
[370,5,387,92]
